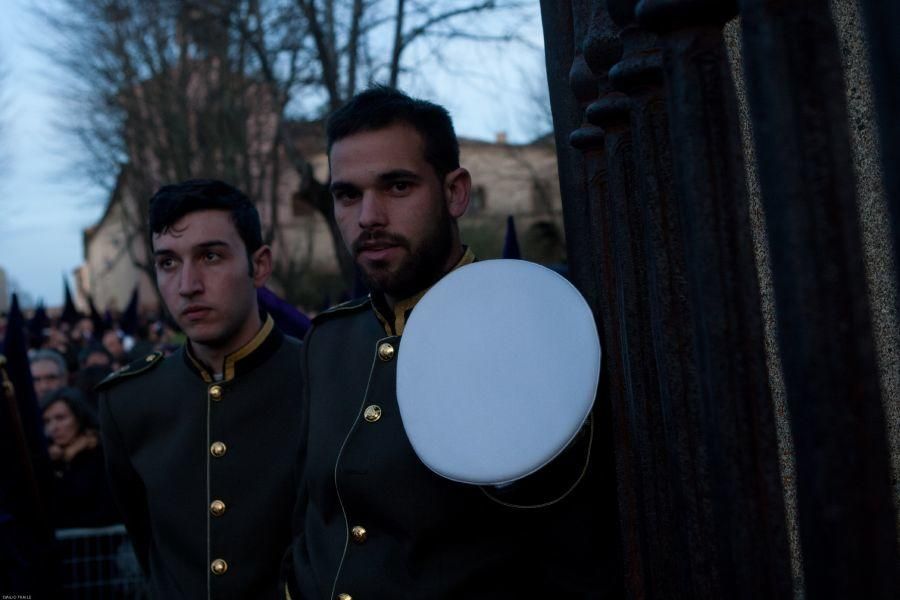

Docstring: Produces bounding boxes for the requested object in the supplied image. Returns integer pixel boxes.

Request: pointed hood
[60,277,81,325]
[257,287,311,340]
[502,215,521,259]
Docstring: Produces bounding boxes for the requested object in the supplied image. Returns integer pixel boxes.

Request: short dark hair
[148,179,263,257]
[326,86,460,180]
[41,387,98,433]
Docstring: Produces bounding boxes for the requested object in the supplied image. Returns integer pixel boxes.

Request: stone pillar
[859,0,900,305]
[736,1,898,598]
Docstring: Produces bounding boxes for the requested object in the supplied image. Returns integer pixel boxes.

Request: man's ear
[444,167,471,219]
[250,245,273,288]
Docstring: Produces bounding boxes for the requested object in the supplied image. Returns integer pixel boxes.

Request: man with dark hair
[148,179,264,269]
[325,85,461,182]
[98,179,303,599]
[284,89,622,599]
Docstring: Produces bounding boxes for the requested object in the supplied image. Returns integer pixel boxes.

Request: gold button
[209,385,223,401]
[363,405,382,423]
[337,594,352,600]
[350,525,367,544]
[377,342,395,361]
[210,441,227,457]
[210,558,228,575]
[210,499,226,517]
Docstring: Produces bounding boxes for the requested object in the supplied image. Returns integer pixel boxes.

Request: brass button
[337,594,352,600]
[210,499,226,517]
[209,385,223,401]
[363,405,382,423]
[377,342,395,361]
[210,558,228,575]
[210,441,227,457]
[350,525,367,544]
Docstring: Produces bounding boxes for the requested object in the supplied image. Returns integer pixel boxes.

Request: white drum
[396,259,601,486]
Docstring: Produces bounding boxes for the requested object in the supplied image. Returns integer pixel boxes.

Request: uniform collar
[372,247,476,336]
[183,313,282,383]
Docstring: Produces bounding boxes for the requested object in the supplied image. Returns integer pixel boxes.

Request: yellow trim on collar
[222,314,274,381]
[458,246,476,268]
[387,288,428,337]
[377,247,476,336]
[186,350,214,383]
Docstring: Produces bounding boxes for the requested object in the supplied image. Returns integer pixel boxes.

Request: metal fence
[55,525,147,599]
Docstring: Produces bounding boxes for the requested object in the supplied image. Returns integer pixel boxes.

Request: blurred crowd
[2,305,183,532]
[0,283,310,595]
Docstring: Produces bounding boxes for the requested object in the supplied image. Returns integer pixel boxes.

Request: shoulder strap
[312,295,371,325]
[96,351,165,391]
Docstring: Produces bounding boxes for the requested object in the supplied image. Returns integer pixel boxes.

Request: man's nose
[178,262,203,297]
[358,191,387,230]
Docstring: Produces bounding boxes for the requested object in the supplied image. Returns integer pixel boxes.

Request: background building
[77,130,563,313]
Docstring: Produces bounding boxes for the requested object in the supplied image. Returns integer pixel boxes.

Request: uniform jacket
[99,316,302,600]
[285,277,623,600]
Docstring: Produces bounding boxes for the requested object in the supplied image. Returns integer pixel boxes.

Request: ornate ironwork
[540,0,897,598]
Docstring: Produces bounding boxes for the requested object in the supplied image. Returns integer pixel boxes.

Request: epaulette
[0,355,12,400]
[96,351,164,391]
[312,295,371,324]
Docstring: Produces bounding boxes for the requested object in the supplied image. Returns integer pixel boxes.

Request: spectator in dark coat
[40,388,119,529]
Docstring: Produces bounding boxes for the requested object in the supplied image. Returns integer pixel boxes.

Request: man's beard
[352,209,454,300]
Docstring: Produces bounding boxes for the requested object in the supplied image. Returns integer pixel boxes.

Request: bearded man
[283,87,622,599]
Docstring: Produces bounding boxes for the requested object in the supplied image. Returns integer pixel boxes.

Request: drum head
[396,259,600,486]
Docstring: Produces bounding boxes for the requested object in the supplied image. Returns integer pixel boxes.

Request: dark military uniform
[285,252,623,600]
[99,316,302,599]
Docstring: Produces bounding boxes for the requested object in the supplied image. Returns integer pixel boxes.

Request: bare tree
[42,0,539,295]
[39,1,289,303]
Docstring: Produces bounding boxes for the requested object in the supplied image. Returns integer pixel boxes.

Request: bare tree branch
[346,0,365,97]
[40,0,541,298]
[388,0,406,88]
[296,0,341,110]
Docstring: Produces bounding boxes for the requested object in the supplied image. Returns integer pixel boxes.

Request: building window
[469,185,487,214]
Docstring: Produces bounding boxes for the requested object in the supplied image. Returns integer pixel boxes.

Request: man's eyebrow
[153,241,230,257]
[378,170,421,183]
[329,170,423,194]
[195,241,230,250]
[329,180,358,194]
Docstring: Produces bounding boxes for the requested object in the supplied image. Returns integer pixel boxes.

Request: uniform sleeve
[281,331,312,599]
[98,391,152,573]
